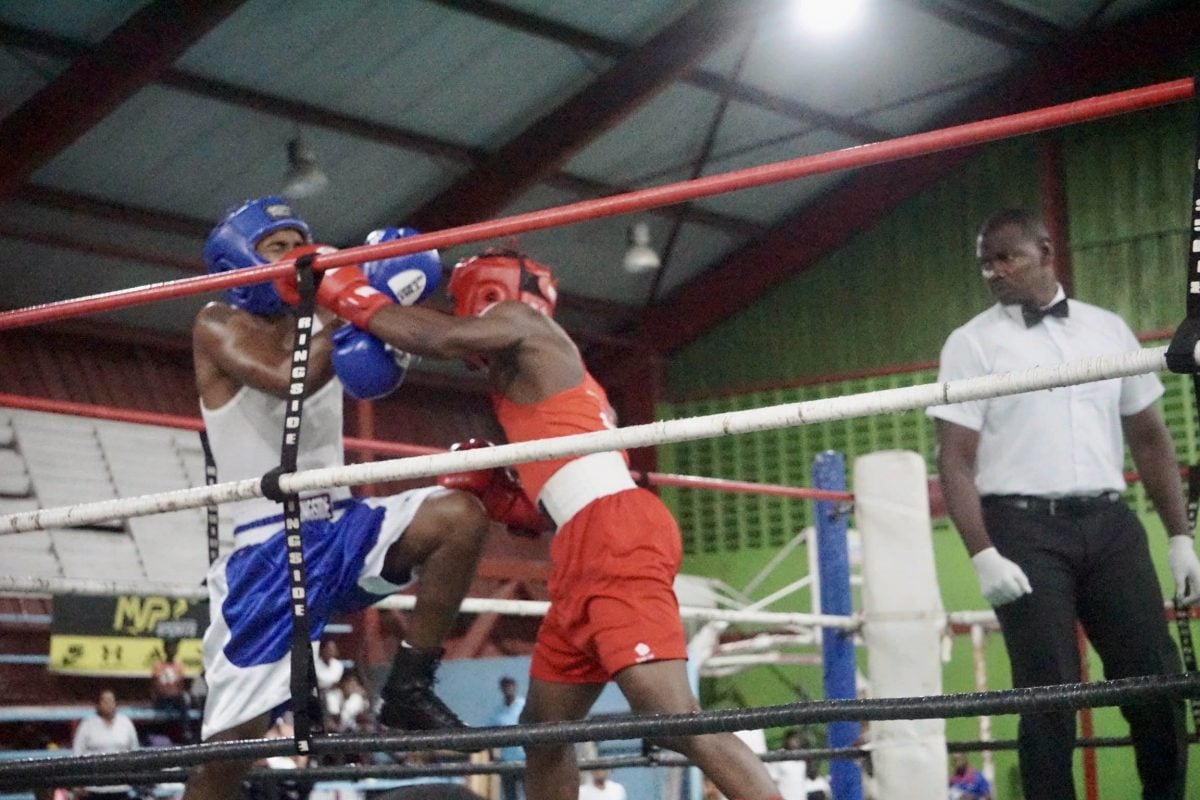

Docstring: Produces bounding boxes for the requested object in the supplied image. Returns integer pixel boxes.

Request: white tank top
[200,377,351,543]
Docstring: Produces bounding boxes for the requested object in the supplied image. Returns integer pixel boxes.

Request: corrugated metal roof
[0,0,1190,349]
[0,0,144,41]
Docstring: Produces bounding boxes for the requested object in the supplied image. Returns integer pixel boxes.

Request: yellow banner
[49,594,207,677]
[48,635,203,677]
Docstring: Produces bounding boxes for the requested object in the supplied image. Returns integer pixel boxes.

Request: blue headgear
[203,196,312,316]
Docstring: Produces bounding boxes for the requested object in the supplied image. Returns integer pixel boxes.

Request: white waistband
[538,451,637,528]
[231,494,352,548]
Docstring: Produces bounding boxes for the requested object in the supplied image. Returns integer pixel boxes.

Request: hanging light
[281,136,329,199]
[623,221,661,273]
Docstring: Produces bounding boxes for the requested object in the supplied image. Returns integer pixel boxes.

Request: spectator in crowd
[72,689,140,800]
[766,729,808,800]
[804,762,831,800]
[948,753,992,800]
[314,639,345,726]
[336,672,371,734]
[488,676,527,800]
[150,638,192,743]
[253,715,310,800]
[189,670,208,716]
[577,767,625,800]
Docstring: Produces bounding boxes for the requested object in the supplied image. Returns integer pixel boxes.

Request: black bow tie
[1022,298,1069,328]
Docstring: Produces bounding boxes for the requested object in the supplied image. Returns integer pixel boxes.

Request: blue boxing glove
[331,325,419,400]
[361,227,442,306]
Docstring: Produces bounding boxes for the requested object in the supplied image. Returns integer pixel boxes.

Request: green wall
[658,102,1199,798]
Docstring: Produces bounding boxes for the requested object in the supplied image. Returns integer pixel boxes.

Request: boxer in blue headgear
[203,196,312,316]
[186,200,489,800]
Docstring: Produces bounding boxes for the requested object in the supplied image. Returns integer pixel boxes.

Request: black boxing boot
[378,645,466,730]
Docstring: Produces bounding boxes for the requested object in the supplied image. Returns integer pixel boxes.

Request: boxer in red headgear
[446,248,558,317]
[309,248,782,800]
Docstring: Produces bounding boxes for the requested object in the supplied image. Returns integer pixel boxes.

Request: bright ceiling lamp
[281,136,329,199]
[792,0,865,36]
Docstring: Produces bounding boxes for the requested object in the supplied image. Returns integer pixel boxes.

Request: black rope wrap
[1167,99,1200,735]
[199,430,220,566]
[2,671,1196,788]
[1175,598,1200,735]
[1165,320,1200,375]
[1166,101,1200,374]
[261,252,322,753]
[259,464,288,504]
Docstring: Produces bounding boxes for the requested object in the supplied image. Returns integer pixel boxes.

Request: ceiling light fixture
[623,221,661,274]
[281,136,329,199]
[793,0,865,36]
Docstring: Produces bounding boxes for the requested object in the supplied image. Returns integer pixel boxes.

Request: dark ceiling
[1,0,1197,378]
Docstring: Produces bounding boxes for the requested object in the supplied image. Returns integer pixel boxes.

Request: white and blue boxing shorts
[201,486,446,740]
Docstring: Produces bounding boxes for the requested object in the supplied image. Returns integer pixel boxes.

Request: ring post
[812,451,864,800]
[855,451,948,798]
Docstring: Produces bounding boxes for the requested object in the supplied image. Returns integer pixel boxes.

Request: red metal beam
[430,0,889,143]
[0,0,247,199]
[1077,625,1100,800]
[6,76,1190,334]
[0,22,761,241]
[0,221,203,273]
[407,0,776,232]
[15,184,212,238]
[4,189,640,347]
[630,6,1200,355]
[1039,134,1074,296]
[898,0,1041,50]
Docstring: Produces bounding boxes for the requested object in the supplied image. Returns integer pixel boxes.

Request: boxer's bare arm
[194,303,338,407]
[366,301,524,358]
[367,301,582,401]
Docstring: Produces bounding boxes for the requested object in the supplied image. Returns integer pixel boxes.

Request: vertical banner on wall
[48,594,207,677]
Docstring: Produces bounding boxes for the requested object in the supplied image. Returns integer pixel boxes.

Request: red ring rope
[0,392,850,501]
[0,78,1191,331]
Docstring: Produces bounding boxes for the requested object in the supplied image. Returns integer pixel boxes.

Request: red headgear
[447,249,558,317]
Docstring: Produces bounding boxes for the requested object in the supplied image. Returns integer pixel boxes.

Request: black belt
[982,492,1122,517]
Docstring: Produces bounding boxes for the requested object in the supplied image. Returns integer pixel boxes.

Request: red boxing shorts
[530,487,687,684]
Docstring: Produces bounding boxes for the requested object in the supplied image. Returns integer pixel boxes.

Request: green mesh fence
[658,338,1196,555]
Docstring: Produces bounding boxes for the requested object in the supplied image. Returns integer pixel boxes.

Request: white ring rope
[0,344,1180,535]
[0,576,860,629]
[21,577,1157,631]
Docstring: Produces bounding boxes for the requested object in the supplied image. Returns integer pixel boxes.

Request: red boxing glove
[481,469,550,538]
[272,244,338,305]
[437,466,494,496]
[316,266,392,329]
[437,438,496,495]
[273,245,391,329]
[437,440,551,537]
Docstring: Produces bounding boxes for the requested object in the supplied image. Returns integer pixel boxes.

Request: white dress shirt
[578,778,627,800]
[73,712,139,793]
[927,289,1162,496]
[767,757,809,800]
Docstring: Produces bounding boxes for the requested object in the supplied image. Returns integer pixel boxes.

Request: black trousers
[498,772,523,800]
[983,499,1187,800]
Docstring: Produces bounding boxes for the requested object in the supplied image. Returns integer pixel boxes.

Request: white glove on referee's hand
[971,547,1032,607]
[1168,535,1200,606]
